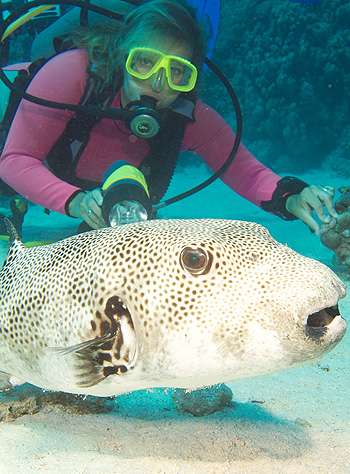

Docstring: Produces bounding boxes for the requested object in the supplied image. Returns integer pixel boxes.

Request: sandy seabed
[0,167,349,474]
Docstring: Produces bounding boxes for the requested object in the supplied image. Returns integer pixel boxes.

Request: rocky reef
[171,383,233,416]
[0,385,108,422]
[321,187,350,270]
[0,383,234,421]
[204,0,350,174]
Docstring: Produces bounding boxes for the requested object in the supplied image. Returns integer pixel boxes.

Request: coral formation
[0,385,109,421]
[204,0,350,173]
[171,384,233,416]
[321,187,350,268]
[0,383,234,421]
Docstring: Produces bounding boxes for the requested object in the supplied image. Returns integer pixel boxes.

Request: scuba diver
[0,0,337,237]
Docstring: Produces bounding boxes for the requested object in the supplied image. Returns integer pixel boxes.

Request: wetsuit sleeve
[0,50,89,215]
[182,101,282,207]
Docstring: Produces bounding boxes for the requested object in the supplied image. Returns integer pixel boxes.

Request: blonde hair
[71,0,208,95]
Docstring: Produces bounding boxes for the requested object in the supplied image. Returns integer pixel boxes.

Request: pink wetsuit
[0,49,281,215]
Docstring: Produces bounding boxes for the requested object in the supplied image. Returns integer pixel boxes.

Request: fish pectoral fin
[0,371,25,390]
[49,323,136,388]
[49,296,137,389]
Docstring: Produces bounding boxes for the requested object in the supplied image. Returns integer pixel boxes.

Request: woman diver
[0,0,337,236]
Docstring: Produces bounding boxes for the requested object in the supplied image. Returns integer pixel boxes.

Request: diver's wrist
[65,190,86,217]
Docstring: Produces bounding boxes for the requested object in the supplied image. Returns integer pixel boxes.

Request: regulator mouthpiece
[101,161,152,227]
[125,95,161,138]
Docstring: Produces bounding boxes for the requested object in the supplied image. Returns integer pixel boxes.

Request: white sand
[0,166,349,473]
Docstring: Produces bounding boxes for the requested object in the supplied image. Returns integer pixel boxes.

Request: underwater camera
[101,161,152,227]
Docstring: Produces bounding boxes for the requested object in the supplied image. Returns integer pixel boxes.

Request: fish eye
[180,247,212,275]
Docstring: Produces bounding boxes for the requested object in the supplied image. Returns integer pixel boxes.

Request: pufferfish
[0,218,347,397]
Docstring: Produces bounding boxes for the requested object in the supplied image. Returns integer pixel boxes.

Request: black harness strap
[139,109,191,204]
[46,74,108,190]
[0,57,50,197]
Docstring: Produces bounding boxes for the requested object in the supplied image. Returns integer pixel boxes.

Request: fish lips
[305,304,347,342]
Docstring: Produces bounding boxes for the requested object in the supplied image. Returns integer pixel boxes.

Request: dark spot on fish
[99,352,112,362]
[103,366,120,377]
[105,296,122,319]
[100,320,110,336]
[101,340,114,351]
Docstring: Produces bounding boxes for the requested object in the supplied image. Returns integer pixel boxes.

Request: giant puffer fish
[0,219,347,397]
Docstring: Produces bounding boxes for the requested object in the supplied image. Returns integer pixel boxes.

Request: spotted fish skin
[0,219,347,396]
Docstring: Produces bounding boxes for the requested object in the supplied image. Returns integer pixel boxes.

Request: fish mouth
[307,305,341,328]
[306,304,347,340]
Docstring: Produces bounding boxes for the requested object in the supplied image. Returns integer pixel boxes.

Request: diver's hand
[286,185,338,236]
[68,189,106,229]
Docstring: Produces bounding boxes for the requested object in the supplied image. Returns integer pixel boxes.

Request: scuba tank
[30,0,220,61]
[30,0,134,60]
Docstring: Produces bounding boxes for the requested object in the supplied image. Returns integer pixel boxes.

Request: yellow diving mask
[126,47,198,92]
